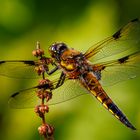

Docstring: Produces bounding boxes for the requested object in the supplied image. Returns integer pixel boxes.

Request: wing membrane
[84,18,140,63]
[93,50,140,86]
[0,60,60,79]
[8,87,39,108]
[8,79,88,108]
[0,60,39,79]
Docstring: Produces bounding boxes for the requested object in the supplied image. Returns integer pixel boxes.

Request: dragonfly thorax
[58,49,91,78]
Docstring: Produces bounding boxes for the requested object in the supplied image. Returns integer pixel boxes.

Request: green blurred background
[0,0,140,140]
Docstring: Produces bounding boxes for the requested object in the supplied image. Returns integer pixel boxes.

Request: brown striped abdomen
[80,72,136,130]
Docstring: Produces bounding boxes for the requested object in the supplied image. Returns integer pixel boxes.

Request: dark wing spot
[0,61,5,64]
[101,65,106,70]
[113,18,139,39]
[23,61,35,66]
[131,18,139,22]
[118,56,129,64]
[113,29,121,39]
[11,92,19,97]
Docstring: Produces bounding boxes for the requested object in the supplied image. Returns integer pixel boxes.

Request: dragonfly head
[49,42,68,61]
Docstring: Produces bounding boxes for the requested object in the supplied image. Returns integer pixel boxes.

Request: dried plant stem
[33,42,55,140]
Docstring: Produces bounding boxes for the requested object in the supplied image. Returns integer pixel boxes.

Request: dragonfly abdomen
[81,72,136,130]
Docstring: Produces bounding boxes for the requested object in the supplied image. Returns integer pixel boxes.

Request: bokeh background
[0,0,140,140]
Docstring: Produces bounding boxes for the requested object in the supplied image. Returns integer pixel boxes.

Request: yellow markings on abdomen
[80,72,136,130]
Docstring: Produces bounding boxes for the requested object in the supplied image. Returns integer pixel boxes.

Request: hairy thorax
[59,49,91,79]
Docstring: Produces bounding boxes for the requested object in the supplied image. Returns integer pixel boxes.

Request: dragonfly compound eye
[49,42,68,61]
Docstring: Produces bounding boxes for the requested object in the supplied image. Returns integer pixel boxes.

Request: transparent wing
[84,18,140,63]
[8,87,39,108]
[49,79,87,105]
[0,60,39,79]
[8,79,88,108]
[93,50,140,86]
[0,60,60,79]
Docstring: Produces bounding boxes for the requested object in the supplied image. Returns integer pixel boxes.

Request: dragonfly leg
[55,72,66,88]
[46,66,59,75]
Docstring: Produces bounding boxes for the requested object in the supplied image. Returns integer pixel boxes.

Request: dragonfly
[1,18,140,130]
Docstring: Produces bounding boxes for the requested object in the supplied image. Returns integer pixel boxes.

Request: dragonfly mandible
[1,18,140,130]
